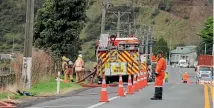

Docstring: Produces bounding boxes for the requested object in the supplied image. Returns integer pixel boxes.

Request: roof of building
[171,46,197,54]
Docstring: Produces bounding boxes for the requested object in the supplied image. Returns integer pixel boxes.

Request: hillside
[81,0,213,61]
[0,0,212,60]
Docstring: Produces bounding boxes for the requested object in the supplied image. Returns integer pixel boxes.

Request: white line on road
[28,104,89,108]
[86,92,127,108]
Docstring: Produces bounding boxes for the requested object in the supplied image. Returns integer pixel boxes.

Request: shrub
[10,49,56,88]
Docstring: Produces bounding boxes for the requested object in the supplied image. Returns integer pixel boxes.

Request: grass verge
[0,78,82,100]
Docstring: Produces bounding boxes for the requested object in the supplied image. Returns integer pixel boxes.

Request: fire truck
[96,34,148,84]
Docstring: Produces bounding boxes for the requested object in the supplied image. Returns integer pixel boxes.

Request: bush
[11,49,57,88]
[151,9,160,18]
[165,18,169,23]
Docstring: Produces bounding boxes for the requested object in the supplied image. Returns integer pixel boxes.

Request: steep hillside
[80,0,213,61]
[0,0,212,61]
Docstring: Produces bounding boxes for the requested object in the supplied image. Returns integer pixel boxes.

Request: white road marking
[86,92,127,108]
[28,104,88,108]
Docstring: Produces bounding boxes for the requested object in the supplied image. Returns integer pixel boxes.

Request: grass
[28,78,81,96]
[0,78,82,100]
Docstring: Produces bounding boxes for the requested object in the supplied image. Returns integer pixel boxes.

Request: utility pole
[205,43,207,55]
[116,11,121,37]
[101,0,107,34]
[168,34,171,65]
[12,38,14,53]
[21,0,34,89]
[149,26,153,66]
[145,26,149,56]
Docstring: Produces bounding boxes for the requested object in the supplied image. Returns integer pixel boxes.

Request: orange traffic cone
[133,74,137,92]
[140,72,143,89]
[145,72,148,86]
[118,75,125,96]
[127,75,134,94]
[99,75,109,102]
[137,74,141,90]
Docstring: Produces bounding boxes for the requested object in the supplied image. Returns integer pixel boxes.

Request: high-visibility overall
[183,73,189,81]
[75,58,84,71]
[74,57,85,82]
[155,57,166,87]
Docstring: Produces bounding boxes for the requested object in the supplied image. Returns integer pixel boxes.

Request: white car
[178,60,189,68]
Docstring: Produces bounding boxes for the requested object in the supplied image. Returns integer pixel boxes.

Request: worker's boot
[157,87,163,100]
[151,87,159,100]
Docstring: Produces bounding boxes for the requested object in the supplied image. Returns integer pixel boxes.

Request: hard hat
[156,50,164,54]
[78,54,82,58]
[62,56,67,61]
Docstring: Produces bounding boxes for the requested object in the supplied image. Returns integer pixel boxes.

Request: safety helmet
[62,56,67,61]
[78,54,82,58]
[156,50,164,55]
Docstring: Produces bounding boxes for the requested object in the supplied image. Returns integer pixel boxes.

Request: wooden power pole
[21,0,34,89]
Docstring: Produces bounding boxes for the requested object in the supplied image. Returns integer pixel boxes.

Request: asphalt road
[20,67,213,108]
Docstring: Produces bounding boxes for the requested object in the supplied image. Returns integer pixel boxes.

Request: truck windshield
[199,67,213,78]
[180,62,186,64]
[199,67,212,71]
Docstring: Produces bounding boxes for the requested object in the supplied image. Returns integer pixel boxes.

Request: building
[170,46,197,66]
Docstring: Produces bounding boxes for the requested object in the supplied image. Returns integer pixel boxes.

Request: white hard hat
[78,54,82,58]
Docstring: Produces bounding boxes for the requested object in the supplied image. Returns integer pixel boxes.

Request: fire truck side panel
[97,51,109,76]
[118,50,139,75]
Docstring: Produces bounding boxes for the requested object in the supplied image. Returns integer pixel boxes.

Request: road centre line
[86,92,127,108]
[204,85,210,108]
[208,85,214,102]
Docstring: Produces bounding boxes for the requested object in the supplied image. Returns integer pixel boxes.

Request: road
[19,67,213,108]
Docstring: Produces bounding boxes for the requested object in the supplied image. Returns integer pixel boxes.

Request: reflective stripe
[128,83,132,86]
[101,88,107,91]
[119,84,123,87]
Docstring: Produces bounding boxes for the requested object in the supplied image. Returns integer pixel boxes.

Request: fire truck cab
[96,34,147,84]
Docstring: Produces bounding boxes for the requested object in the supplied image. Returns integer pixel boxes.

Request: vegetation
[0,0,44,52]
[0,78,81,100]
[198,17,213,55]
[153,36,169,58]
[34,0,88,60]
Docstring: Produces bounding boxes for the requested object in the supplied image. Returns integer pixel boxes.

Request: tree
[34,0,88,60]
[198,16,213,55]
[153,36,169,58]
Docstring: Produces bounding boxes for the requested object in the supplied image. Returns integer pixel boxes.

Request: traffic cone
[137,73,141,90]
[99,75,109,102]
[127,75,134,94]
[117,75,125,96]
[140,72,143,89]
[146,72,148,86]
[133,74,137,92]
[173,80,176,84]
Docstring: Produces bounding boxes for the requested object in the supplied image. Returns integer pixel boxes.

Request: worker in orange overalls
[151,50,166,100]
[182,72,189,83]
[74,54,85,82]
